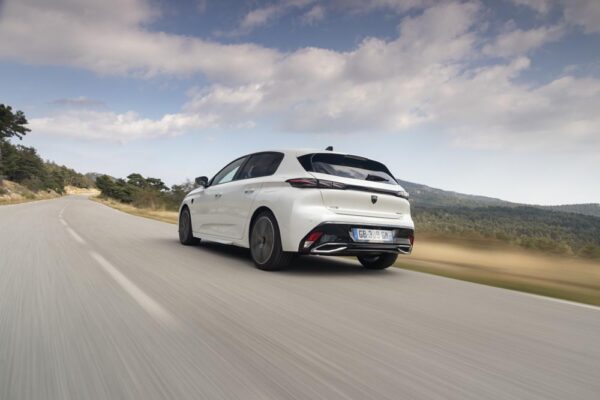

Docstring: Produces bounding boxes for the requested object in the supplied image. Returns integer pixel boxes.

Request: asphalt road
[1,196,599,400]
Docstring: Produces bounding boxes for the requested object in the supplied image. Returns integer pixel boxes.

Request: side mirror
[195,176,209,187]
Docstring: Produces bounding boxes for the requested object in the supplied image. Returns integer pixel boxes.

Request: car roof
[260,148,352,157]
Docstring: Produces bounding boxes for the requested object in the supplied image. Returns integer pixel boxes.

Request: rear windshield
[298,153,396,184]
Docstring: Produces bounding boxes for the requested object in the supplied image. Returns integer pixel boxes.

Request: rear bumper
[298,223,414,256]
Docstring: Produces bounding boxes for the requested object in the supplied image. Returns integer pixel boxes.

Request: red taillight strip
[286,178,409,199]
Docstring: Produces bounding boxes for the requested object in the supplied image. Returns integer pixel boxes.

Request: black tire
[357,253,398,270]
[179,207,199,245]
[250,211,293,271]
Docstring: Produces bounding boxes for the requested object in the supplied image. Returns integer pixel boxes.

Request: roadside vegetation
[413,206,600,259]
[0,104,93,203]
[94,173,195,212]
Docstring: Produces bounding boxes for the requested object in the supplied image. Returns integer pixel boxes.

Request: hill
[398,179,600,218]
[397,180,515,208]
[396,179,600,258]
[543,204,600,218]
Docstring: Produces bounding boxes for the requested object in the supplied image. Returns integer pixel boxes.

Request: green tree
[0,104,31,184]
[127,173,146,188]
[145,177,168,192]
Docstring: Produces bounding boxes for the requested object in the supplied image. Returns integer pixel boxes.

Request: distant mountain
[395,179,600,258]
[397,180,516,209]
[543,204,600,218]
[398,179,600,218]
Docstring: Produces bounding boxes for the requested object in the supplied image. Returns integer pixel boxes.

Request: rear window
[298,153,396,184]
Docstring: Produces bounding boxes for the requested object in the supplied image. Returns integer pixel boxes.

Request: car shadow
[161,238,392,276]
[282,256,391,276]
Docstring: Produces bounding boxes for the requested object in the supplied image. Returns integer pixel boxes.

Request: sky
[0,0,599,205]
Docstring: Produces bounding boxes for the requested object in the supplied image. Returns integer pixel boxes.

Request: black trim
[298,223,414,255]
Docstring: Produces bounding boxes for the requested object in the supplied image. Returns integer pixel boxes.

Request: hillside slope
[398,179,600,217]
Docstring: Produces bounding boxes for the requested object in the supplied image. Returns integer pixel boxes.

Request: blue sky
[1,0,599,205]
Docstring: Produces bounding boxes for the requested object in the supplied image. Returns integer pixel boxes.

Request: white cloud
[483,24,565,57]
[2,0,599,152]
[301,4,326,25]
[29,110,217,142]
[0,0,280,81]
[563,0,600,33]
[226,0,316,36]
[511,0,600,33]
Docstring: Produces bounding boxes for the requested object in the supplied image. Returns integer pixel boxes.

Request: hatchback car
[179,149,414,270]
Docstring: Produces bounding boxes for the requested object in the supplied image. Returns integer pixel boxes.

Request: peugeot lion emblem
[371,195,378,204]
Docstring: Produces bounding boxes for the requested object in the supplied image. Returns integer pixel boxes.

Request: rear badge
[371,195,378,204]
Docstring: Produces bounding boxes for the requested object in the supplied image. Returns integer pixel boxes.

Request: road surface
[1,196,599,400]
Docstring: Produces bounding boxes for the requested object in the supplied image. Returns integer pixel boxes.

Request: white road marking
[89,251,176,325]
[66,227,86,245]
[403,268,600,311]
[514,289,600,311]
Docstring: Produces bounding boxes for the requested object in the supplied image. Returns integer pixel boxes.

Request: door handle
[214,193,222,198]
[244,189,255,194]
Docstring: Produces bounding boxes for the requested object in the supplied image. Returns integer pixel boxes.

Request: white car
[179,149,414,270]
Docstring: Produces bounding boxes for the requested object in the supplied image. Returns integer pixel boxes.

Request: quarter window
[237,152,284,180]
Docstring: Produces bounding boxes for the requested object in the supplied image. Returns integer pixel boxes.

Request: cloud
[0,0,280,80]
[222,0,316,36]
[2,0,599,152]
[511,0,600,33]
[510,0,553,14]
[223,0,437,36]
[29,110,217,142]
[483,24,565,57]
[301,4,326,25]
[49,96,106,109]
[563,0,600,33]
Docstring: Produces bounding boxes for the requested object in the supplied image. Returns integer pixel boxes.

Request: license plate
[351,228,395,243]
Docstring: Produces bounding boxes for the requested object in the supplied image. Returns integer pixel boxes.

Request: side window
[211,157,248,186]
[237,152,284,180]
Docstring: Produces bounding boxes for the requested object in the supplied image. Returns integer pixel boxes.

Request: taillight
[286,178,318,188]
[303,231,323,249]
[286,178,347,190]
[409,233,414,246]
[396,190,409,199]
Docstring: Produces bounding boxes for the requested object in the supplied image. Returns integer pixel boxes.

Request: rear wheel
[250,211,293,271]
[179,207,199,245]
[357,253,398,270]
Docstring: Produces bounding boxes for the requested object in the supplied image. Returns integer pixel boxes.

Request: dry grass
[92,196,178,224]
[0,180,61,205]
[65,186,100,196]
[397,237,600,306]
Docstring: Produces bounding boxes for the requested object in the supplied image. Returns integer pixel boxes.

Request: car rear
[285,152,414,257]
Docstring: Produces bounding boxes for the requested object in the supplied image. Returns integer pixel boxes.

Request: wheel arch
[248,206,276,238]
[179,203,190,217]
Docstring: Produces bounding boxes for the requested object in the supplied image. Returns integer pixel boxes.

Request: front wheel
[357,254,398,270]
[250,211,293,271]
[179,207,199,245]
